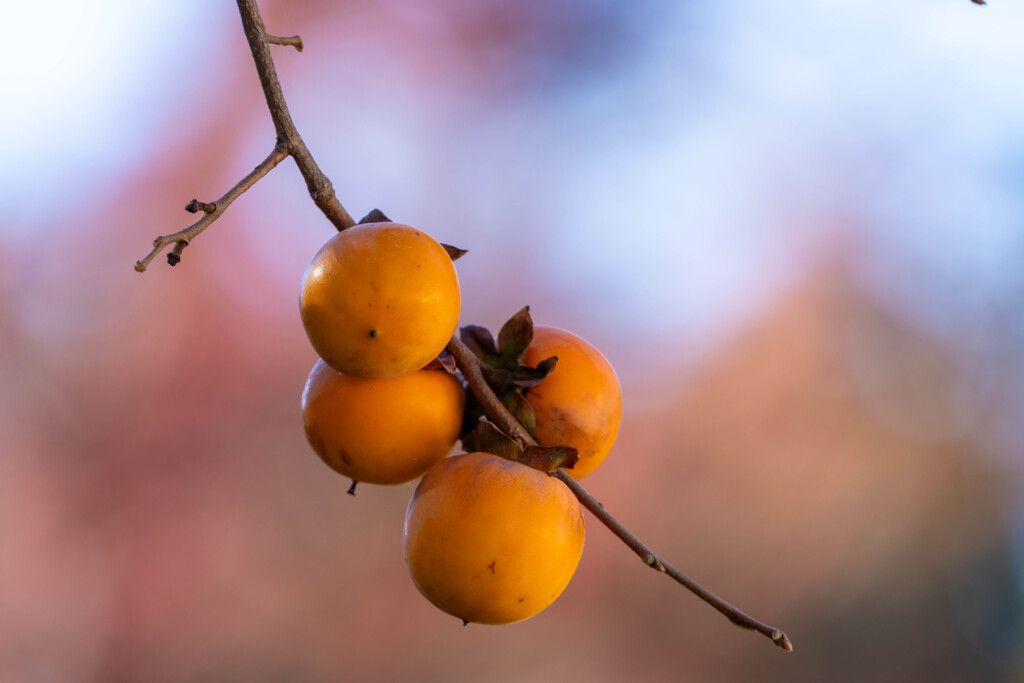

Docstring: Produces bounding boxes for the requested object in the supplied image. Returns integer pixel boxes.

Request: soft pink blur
[2,1,1022,681]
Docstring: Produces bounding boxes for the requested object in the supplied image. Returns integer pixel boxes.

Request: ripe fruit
[523,326,621,479]
[302,359,465,485]
[300,222,461,379]
[403,452,585,624]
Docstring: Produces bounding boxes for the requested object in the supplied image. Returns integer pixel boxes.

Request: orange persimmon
[523,326,621,479]
[301,359,465,485]
[403,452,585,624]
[300,222,460,379]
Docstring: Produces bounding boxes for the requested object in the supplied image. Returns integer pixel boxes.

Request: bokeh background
[2,0,1023,681]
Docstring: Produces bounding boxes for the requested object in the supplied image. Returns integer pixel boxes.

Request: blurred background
[2,0,1023,680]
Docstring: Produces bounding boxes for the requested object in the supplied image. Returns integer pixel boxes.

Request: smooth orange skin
[302,359,465,485]
[523,326,622,479]
[300,223,461,379]
[403,452,585,625]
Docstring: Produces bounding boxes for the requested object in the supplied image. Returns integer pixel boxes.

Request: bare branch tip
[134,261,146,273]
[772,630,794,652]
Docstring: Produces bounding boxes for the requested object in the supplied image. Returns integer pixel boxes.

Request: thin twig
[268,34,304,51]
[447,334,794,652]
[552,469,793,651]
[134,144,289,272]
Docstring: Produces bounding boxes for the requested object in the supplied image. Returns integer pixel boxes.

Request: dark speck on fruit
[369,330,377,338]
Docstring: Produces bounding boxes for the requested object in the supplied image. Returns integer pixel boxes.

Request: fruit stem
[447,334,794,652]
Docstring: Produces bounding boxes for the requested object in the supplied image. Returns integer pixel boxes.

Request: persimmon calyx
[471,418,579,472]
[423,350,458,375]
[458,307,563,448]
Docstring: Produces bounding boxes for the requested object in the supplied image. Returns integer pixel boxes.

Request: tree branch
[447,334,794,652]
[235,0,355,231]
[134,144,289,272]
[135,2,354,271]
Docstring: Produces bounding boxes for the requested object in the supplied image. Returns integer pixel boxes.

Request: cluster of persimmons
[298,220,622,624]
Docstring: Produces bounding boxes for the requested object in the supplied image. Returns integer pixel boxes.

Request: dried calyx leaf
[497,306,533,364]
[442,244,468,261]
[518,445,578,472]
[472,418,523,461]
[458,307,560,447]
[423,350,458,375]
[460,326,500,366]
[358,208,391,224]
[511,356,557,388]
[470,419,578,473]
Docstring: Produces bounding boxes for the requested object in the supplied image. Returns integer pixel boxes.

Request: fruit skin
[302,359,465,485]
[403,452,585,625]
[522,326,621,480]
[300,222,461,379]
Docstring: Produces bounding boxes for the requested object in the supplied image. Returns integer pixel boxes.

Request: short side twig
[268,34,304,51]
[134,144,289,272]
[447,335,794,652]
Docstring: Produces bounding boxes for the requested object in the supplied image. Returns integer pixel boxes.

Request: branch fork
[134,0,354,272]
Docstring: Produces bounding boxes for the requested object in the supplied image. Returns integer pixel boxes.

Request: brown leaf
[358,208,391,224]
[518,446,579,473]
[423,350,458,374]
[511,355,558,388]
[460,325,499,364]
[513,392,536,434]
[472,419,523,461]
[497,306,534,363]
[441,243,468,261]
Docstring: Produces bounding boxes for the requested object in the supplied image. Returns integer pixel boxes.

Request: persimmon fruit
[301,359,465,485]
[522,325,621,479]
[300,222,461,379]
[403,452,585,624]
